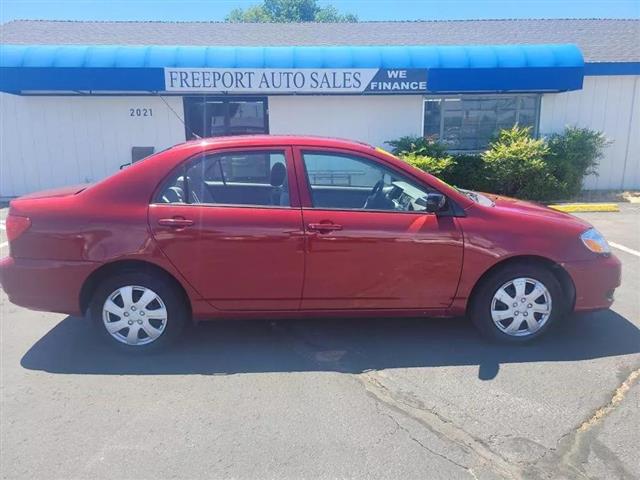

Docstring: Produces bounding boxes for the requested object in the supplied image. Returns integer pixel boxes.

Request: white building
[0,19,638,197]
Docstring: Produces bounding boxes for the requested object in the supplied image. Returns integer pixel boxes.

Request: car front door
[149,147,304,311]
[294,148,464,310]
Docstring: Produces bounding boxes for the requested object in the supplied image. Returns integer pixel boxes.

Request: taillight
[6,215,31,242]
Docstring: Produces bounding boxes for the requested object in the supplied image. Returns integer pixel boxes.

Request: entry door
[149,147,304,311]
[295,149,464,310]
[183,97,268,140]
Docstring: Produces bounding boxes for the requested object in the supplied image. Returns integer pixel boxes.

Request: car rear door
[293,147,464,310]
[149,146,305,311]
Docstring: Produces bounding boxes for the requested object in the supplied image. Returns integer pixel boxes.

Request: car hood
[487,194,592,228]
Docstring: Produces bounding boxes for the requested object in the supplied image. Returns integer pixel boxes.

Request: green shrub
[545,127,609,198]
[388,125,608,201]
[388,136,486,189]
[482,126,561,200]
[447,154,490,192]
[386,135,449,158]
[402,153,455,181]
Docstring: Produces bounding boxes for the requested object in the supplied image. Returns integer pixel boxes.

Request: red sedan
[0,136,621,350]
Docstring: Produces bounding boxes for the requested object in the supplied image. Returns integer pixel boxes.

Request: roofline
[3,18,640,26]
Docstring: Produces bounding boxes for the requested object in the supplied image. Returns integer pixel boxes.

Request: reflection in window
[423,95,540,151]
[183,97,268,139]
[304,153,386,187]
[227,101,266,135]
[205,152,285,184]
[302,152,432,211]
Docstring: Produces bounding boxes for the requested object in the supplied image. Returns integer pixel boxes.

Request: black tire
[469,262,565,344]
[89,270,188,352]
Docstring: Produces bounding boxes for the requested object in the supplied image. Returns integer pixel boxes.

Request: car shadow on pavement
[21,310,640,380]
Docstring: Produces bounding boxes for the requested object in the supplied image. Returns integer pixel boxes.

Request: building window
[423,95,540,151]
[183,97,269,140]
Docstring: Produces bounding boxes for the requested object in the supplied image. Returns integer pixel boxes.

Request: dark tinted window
[423,94,540,151]
[183,97,268,139]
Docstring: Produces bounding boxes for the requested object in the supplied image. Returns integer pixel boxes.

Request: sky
[1,0,638,23]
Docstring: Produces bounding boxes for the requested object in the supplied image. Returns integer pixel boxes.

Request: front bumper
[563,254,622,312]
[0,256,96,316]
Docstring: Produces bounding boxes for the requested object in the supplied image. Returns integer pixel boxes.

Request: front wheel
[469,263,565,343]
[89,271,188,352]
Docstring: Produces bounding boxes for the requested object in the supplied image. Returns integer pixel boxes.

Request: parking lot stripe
[610,242,640,258]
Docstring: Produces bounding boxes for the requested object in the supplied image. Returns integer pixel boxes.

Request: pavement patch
[577,368,640,434]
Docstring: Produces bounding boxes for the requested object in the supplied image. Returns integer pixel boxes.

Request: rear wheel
[469,263,565,343]
[89,271,188,352]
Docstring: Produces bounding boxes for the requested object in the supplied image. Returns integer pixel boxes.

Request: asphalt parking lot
[0,204,638,480]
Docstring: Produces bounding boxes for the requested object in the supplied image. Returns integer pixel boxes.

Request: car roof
[173,135,378,153]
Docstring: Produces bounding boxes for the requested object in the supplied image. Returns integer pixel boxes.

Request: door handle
[307,223,343,233]
[158,217,194,228]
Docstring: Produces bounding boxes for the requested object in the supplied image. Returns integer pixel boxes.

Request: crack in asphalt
[538,367,640,480]
[371,398,474,476]
[358,368,640,480]
[357,371,521,480]
[577,368,639,433]
[276,322,638,479]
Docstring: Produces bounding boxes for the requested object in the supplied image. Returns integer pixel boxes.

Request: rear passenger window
[157,150,290,207]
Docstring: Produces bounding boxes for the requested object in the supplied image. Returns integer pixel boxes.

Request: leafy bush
[402,153,455,181]
[482,126,562,200]
[545,127,609,198]
[447,154,491,192]
[388,136,486,189]
[386,135,449,158]
[388,125,608,201]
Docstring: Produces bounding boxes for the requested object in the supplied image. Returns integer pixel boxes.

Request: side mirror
[424,193,446,213]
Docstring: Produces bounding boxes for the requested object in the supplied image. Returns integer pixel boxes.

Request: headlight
[580,228,610,254]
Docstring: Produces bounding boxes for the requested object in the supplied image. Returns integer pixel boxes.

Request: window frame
[294,147,447,215]
[421,94,542,153]
[151,146,300,210]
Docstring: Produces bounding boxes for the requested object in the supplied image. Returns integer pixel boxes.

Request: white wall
[3,83,638,197]
[0,94,185,197]
[268,95,424,149]
[540,76,640,190]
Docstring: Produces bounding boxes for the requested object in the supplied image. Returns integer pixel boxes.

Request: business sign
[164,68,428,94]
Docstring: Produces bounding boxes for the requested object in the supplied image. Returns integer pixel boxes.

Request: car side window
[302,151,433,212]
[157,150,290,207]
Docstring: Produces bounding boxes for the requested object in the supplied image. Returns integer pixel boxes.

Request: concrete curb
[547,203,620,213]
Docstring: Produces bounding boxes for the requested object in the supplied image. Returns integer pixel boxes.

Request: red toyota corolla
[0,135,621,350]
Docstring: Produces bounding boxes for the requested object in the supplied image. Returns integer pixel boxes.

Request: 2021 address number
[130,108,153,117]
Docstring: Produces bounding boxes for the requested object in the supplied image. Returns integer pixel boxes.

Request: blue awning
[0,44,584,94]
